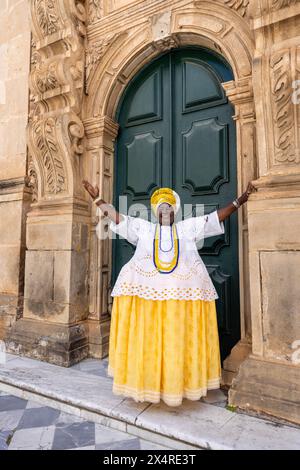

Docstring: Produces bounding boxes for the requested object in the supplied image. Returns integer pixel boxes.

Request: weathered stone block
[69,250,89,309]
[53,251,71,304]
[24,251,54,303]
[248,199,300,251]
[260,251,300,361]
[229,356,300,425]
[23,249,89,323]
[0,246,22,294]
[0,293,21,338]
[6,317,89,367]
[88,318,111,359]
[24,298,69,322]
[0,199,23,245]
[27,220,90,252]
[26,221,73,251]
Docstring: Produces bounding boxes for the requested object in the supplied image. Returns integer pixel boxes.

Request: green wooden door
[113,48,240,361]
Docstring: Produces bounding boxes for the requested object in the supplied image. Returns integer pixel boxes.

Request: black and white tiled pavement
[0,391,171,450]
[2,354,298,450]
[0,357,172,450]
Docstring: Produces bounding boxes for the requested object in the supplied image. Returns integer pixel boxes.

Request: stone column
[221,77,257,385]
[6,0,90,366]
[0,1,31,340]
[229,1,300,424]
[83,116,119,358]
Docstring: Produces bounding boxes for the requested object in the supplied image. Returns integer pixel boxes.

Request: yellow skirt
[108,295,221,407]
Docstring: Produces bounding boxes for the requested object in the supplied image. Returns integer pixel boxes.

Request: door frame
[112,46,240,361]
[84,27,255,368]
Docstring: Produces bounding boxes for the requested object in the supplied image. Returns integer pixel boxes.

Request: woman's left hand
[217,181,257,222]
[238,181,257,205]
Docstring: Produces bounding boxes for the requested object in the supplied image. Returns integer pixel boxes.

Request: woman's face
[157,203,175,225]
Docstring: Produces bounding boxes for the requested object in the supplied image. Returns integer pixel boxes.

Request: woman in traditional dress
[82,180,256,407]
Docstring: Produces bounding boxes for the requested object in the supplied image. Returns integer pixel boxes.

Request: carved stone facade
[0,0,300,423]
[28,0,86,200]
[2,0,91,366]
[0,0,32,342]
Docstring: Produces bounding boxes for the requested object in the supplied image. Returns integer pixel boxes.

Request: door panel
[182,117,229,194]
[114,48,240,361]
[173,50,239,360]
[125,132,162,197]
[182,61,226,110]
[126,69,163,125]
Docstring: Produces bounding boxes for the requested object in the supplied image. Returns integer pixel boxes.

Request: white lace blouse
[108,211,225,301]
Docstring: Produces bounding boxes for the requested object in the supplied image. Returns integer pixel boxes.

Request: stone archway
[10,0,256,373]
[84,4,256,376]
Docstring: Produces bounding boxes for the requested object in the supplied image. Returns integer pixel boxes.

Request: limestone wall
[228,0,300,424]
[0,0,31,338]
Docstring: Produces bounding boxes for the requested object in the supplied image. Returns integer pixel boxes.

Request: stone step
[0,354,300,450]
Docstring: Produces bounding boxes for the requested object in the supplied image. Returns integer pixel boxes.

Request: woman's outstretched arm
[82,180,123,224]
[217,182,257,222]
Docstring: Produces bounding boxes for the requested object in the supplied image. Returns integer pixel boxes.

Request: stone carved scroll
[28,0,86,202]
[27,155,39,203]
[31,0,86,40]
[28,117,67,195]
[28,113,85,197]
[33,0,61,36]
[271,0,300,10]
[28,0,86,201]
[224,0,249,17]
[152,35,180,53]
[85,32,127,93]
[87,0,103,24]
[270,48,300,164]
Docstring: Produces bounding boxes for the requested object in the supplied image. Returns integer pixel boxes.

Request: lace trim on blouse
[111,283,218,301]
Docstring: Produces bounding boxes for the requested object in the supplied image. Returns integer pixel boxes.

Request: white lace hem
[111,283,219,301]
[108,366,220,406]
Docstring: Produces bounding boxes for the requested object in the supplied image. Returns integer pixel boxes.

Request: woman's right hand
[82,179,121,225]
[82,180,99,200]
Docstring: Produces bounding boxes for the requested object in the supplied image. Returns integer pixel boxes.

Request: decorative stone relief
[85,32,127,93]
[27,155,39,203]
[152,35,180,53]
[29,117,67,194]
[271,0,300,10]
[33,0,61,36]
[88,0,103,23]
[270,48,300,164]
[28,0,86,200]
[31,0,86,39]
[224,0,249,17]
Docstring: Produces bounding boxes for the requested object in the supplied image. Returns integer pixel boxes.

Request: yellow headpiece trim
[151,188,176,214]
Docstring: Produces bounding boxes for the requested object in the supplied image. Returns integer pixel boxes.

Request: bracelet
[94,198,114,214]
[232,198,240,209]
[93,196,102,205]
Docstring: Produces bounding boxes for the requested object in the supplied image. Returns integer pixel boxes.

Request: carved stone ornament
[31,0,86,40]
[28,117,67,195]
[153,35,180,53]
[87,0,103,24]
[85,32,126,92]
[28,0,86,201]
[271,0,300,10]
[224,0,250,17]
[270,48,300,164]
[33,0,61,36]
[26,154,39,203]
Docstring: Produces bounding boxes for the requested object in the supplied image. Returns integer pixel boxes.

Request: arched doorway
[113,47,239,362]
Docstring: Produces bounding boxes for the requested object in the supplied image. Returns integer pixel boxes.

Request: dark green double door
[114,48,240,361]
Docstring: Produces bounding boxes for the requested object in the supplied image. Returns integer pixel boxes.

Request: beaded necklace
[153,223,179,274]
